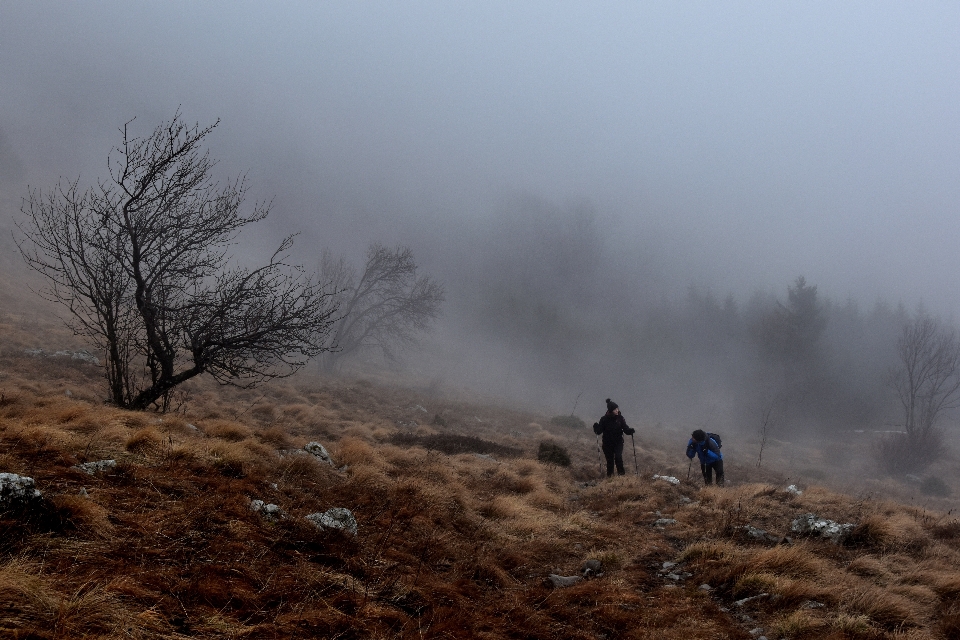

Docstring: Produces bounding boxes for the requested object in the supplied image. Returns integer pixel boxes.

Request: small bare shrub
[389,432,522,458]
[875,431,944,475]
[537,441,571,467]
[919,476,950,497]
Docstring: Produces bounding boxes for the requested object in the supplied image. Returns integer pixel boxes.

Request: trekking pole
[630,433,639,477]
[595,434,603,477]
[686,459,692,482]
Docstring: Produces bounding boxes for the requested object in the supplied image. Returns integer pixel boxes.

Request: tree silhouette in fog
[319,244,444,373]
[17,112,338,410]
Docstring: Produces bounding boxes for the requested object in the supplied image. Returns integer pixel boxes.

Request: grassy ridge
[0,333,959,637]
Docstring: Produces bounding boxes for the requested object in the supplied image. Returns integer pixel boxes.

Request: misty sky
[2,2,959,317]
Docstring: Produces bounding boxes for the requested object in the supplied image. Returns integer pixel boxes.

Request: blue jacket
[686,436,722,464]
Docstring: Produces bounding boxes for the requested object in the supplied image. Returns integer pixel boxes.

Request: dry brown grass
[3,327,960,639]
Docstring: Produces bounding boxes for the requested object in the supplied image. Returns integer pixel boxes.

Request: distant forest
[443,194,925,441]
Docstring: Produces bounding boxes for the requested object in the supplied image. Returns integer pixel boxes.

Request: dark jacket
[686,436,722,464]
[593,411,634,446]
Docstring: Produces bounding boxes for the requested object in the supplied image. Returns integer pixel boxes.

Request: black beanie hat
[692,429,706,442]
[606,398,618,412]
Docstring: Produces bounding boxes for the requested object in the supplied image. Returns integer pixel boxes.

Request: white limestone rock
[306,507,357,536]
[790,513,855,543]
[0,473,42,508]
[304,442,334,466]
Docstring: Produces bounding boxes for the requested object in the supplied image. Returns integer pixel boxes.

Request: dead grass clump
[49,494,114,538]
[832,612,875,637]
[336,437,380,467]
[154,415,192,435]
[62,414,101,434]
[258,424,294,449]
[526,486,564,511]
[770,609,828,638]
[0,560,120,637]
[125,426,163,455]
[928,574,960,600]
[678,540,740,563]
[0,559,54,631]
[203,420,253,442]
[488,468,538,495]
[846,514,895,550]
[846,555,889,579]
[277,453,324,485]
[733,571,779,597]
[205,441,264,478]
[940,608,960,639]
[117,412,149,430]
[250,402,277,422]
[165,442,197,464]
[931,518,960,540]
[751,543,828,579]
[479,494,527,520]
[844,586,920,629]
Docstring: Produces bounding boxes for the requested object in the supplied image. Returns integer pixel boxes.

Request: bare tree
[888,314,960,465]
[320,244,444,373]
[17,112,338,410]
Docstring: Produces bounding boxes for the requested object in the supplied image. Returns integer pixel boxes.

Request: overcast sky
[2,1,959,316]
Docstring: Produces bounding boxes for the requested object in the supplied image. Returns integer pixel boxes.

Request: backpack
[706,432,722,449]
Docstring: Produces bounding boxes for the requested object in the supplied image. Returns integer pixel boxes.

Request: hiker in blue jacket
[593,398,635,477]
[686,429,724,486]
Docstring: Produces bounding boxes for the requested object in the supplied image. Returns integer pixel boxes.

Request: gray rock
[0,473,42,507]
[655,518,678,526]
[698,584,712,591]
[742,525,782,543]
[72,459,117,475]
[306,507,357,536]
[581,559,604,577]
[304,442,334,466]
[802,600,825,609]
[785,484,803,496]
[652,474,680,485]
[546,574,582,588]
[662,561,677,569]
[734,593,770,607]
[790,513,855,543]
[250,499,284,521]
[23,348,100,365]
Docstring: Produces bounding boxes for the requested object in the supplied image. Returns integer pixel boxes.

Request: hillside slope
[1,335,959,639]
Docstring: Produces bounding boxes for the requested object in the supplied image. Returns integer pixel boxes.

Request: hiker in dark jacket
[592,398,635,477]
[686,429,724,486]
